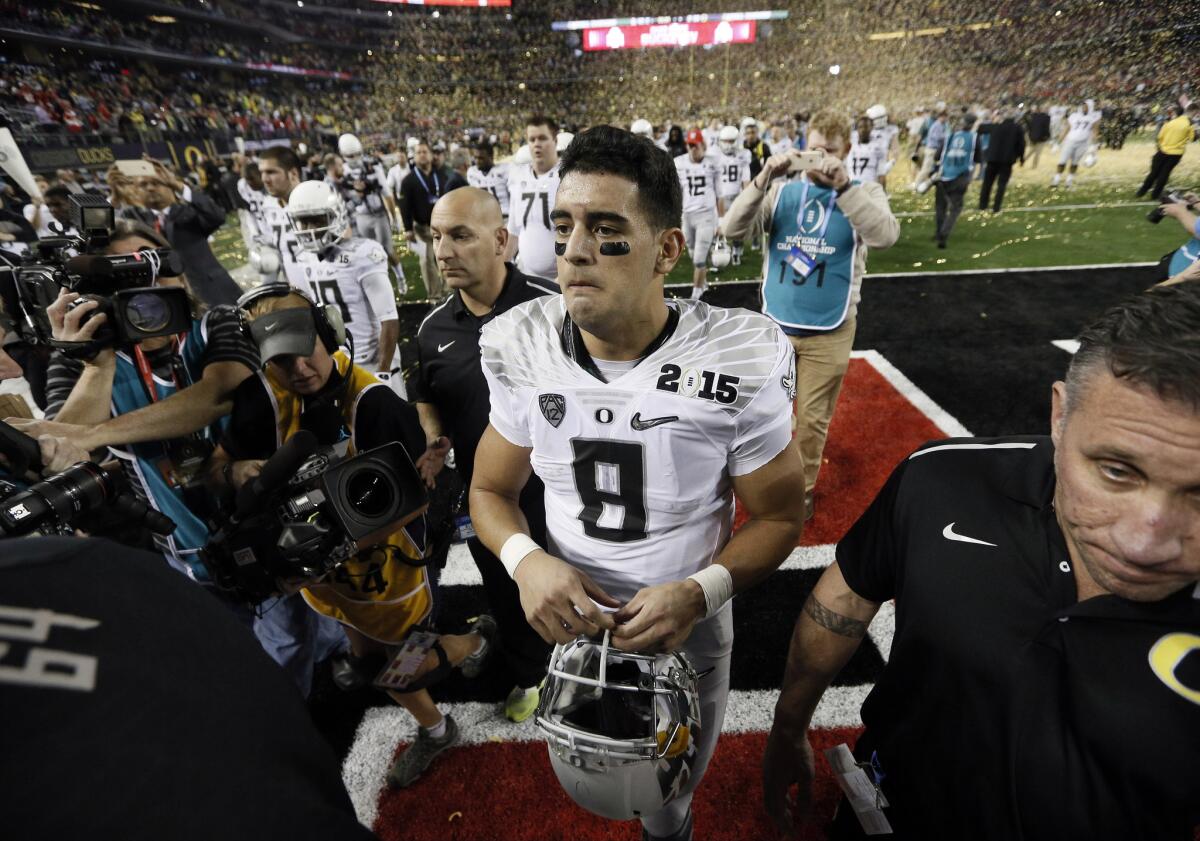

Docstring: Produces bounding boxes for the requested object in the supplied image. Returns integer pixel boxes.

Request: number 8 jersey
[480,296,795,601]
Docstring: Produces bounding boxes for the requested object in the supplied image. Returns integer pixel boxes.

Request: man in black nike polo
[410,186,558,720]
[764,283,1200,840]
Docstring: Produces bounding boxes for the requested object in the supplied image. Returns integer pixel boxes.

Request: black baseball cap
[249,307,318,362]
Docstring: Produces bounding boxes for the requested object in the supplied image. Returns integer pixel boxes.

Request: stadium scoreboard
[552,10,787,51]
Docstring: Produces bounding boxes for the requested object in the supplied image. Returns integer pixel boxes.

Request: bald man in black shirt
[411,186,557,721]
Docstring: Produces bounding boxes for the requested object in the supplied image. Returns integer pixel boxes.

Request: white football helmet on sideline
[866,104,888,130]
[536,631,702,821]
[513,144,532,165]
[557,132,575,153]
[717,125,739,154]
[337,133,364,167]
[710,235,731,268]
[286,181,350,252]
[631,118,653,138]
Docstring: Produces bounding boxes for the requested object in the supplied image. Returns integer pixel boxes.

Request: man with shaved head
[410,186,559,721]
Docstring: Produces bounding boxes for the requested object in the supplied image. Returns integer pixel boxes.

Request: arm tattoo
[803,593,869,639]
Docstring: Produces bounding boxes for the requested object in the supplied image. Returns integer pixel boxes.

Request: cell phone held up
[787,150,826,173]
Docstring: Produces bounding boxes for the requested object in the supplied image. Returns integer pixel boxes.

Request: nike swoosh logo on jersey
[437,341,456,353]
[942,522,997,547]
[631,412,678,431]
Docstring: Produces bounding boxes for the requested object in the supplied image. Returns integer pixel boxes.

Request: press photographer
[209,284,494,789]
[17,220,256,576]
[0,418,175,540]
[1152,191,1200,286]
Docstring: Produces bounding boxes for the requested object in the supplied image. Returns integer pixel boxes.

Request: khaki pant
[414,223,444,299]
[787,317,857,496]
[914,146,938,185]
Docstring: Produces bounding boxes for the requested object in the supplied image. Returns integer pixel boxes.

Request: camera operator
[1158,191,1200,286]
[136,159,243,307]
[34,222,258,578]
[212,285,494,788]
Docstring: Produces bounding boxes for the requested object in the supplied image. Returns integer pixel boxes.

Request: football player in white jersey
[385,149,409,223]
[470,125,805,841]
[467,143,511,219]
[1053,100,1102,188]
[256,146,307,287]
[504,116,561,280]
[676,129,722,300]
[712,125,751,266]
[235,160,277,282]
[864,104,899,189]
[847,116,886,184]
[286,181,402,384]
[336,134,406,293]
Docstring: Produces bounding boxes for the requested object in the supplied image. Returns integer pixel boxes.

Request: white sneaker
[689,283,706,300]
[1051,174,1060,187]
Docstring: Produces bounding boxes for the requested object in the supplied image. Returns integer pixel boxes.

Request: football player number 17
[570,438,647,542]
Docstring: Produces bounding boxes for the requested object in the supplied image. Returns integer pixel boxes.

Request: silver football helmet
[536,631,702,821]
[717,125,739,154]
[865,103,888,130]
[286,180,349,252]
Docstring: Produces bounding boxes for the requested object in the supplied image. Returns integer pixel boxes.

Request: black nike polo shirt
[833,436,1200,841]
[410,263,557,491]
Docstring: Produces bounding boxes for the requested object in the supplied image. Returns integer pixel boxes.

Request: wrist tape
[686,564,734,617]
[500,533,541,578]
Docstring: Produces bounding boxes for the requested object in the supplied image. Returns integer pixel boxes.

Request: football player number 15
[570,438,647,542]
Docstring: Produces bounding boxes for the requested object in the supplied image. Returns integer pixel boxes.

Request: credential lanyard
[797,178,837,243]
[132,335,187,404]
[413,168,440,202]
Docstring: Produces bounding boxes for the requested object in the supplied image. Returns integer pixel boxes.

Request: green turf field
[214,136,1200,300]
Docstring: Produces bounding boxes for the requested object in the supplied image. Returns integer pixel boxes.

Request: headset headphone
[235,282,348,355]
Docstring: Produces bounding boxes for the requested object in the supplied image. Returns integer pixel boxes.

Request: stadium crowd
[1,1,1198,840]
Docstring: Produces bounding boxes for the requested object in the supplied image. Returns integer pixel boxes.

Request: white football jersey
[870,124,899,151]
[846,140,885,183]
[468,162,511,215]
[344,159,389,216]
[236,178,271,237]
[711,148,751,201]
[675,153,720,215]
[1065,109,1101,142]
[261,195,305,284]
[386,163,409,202]
[291,237,391,366]
[506,162,560,279]
[481,296,795,601]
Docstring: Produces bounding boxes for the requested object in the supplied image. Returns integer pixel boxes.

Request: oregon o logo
[594,408,613,424]
[1148,632,1200,706]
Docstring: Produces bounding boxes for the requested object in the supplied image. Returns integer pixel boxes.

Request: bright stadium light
[828,64,841,76]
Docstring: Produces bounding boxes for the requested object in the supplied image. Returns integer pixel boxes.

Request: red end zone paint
[373,728,863,841]
[734,356,950,544]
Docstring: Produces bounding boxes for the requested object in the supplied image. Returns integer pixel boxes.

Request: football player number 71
[570,438,648,542]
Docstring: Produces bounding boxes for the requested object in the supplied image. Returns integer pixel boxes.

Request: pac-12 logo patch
[539,393,566,428]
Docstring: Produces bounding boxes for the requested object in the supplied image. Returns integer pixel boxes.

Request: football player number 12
[571,438,647,542]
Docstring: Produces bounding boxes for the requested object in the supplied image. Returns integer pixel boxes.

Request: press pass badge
[374,630,441,691]
[786,245,819,279]
[824,743,894,835]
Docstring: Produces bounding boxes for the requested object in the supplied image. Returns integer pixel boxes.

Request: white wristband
[499,533,541,578]
[686,565,734,618]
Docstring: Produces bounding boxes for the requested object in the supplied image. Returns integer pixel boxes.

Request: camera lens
[345,468,396,519]
[123,292,171,333]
